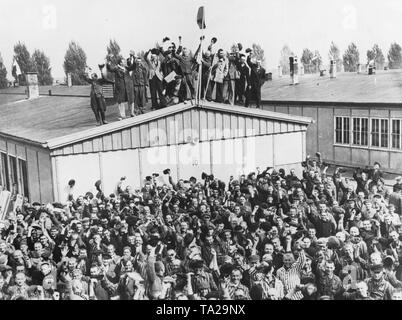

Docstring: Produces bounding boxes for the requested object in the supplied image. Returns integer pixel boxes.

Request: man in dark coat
[83,69,108,126]
[107,56,134,120]
[245,49,266,109]
[127,53,148,115]
[162,50,182,105]
[174,37,196,101]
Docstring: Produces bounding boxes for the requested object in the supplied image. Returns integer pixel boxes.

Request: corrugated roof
[261,69,402,104]
[0,85,314,148]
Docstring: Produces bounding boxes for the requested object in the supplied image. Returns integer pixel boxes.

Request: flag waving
[197,6,206,29]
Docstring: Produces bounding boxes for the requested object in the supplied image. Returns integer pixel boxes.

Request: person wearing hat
[244,49,266,109]
[188,259,217,295]
[127,52,148,116]
[106,54,134,120]
[365,263,394,300]
[315,260,343,299]
[368,162,384,188]
[83,68,108,126]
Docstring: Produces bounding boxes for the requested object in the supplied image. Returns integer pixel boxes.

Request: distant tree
[106,39,122,65]
[31,49,53,85]
[328,41,342,72]
[301,48,314,73]
[252,43,266,67]
[279,45,294,75]
[14,42,33,85]
[63,41,87,85]
[312,50,323,73]
[0,53,8,89]
[388,43,402,69]
[367,44,385,70]
[105,39,122,83]
[343,42,360,72]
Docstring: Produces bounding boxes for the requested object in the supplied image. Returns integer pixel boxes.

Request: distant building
[261,69,402,173]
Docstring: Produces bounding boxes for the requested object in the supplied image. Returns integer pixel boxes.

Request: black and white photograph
[1,0,402,305]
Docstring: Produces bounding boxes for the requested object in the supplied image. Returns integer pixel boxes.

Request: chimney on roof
[289,56,299,85]
[67,72,72,87]
[300,65,305,76]
[278,65,283,78]
[329,60,337,79]
[26,72,39,99]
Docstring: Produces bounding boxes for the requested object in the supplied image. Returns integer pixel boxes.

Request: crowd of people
[84,36,267,126]
[1,153,402,300]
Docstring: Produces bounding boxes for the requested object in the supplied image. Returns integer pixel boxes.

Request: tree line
[279,42,401,75]
[1,39,402,89]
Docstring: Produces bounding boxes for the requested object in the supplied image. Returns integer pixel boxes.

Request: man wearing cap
[83,69,108,126]
[393,176,402,192]
[189,259,217,294]
[316,260,343,299]
[365,263,394,300]
[368,162,384,188]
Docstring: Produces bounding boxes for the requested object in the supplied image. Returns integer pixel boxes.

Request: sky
[1,0,402,79]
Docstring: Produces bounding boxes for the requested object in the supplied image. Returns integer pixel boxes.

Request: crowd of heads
[1,152,402,300]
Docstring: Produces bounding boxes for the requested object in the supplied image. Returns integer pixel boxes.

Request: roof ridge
[44,101,312,150]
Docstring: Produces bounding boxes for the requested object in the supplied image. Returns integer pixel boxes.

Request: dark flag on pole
[197,6,206,29]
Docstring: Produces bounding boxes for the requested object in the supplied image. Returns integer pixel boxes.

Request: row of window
[0,152,28,199]
[335,116,402,150]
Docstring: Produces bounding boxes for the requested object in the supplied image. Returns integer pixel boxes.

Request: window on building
[380,119,389,148]
[392,119,401,149]
[352,118,369,146]
[0,153,9,191]
[18,159,29,199]
[371,119,380,147]
[335,116,350,144]
[371,118,389,148]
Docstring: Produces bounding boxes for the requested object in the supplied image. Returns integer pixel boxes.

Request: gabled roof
[44,101,312,150]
